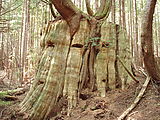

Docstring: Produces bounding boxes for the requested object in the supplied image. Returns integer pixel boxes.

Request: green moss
[0,99,11,106]
[0,92,13,106]
[0,92,8,98]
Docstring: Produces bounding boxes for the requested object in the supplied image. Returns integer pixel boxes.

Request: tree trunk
[0,0,4,70]
[0,33,4,70]
[19,0,131,119]
[141,0,160,92]
[19,18,131,119]
[121,0,126,29]
[20,0,30,83]
[111,0,115,23]
[119,0,122,25]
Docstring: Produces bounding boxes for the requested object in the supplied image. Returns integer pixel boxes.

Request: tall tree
[121,0,126,29]
[119,0,122,25]
[0,0,4,70]
[111,0,116,23]
[141,0,160,92]
[20,0,30,82]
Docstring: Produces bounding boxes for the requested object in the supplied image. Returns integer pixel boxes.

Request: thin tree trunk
[133,0,139,66]
[0,33,4,70]
[119,0,122,25]
[115,25,121,88]
[122,0,126,29]
[0,0,4,70]
[0,0,2,14]
[111,0,116,23]
[21,0,30,83]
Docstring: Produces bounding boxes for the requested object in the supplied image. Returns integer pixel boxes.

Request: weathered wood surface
[20,20,71,119]
[20,20,131,119]
[96,47,108,97]
[96,22,131,96]
[64,20,90,111]
[99,22,116,90]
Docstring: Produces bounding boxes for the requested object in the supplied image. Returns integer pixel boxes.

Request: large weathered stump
[19,19,131,119]
[20,20,71,119]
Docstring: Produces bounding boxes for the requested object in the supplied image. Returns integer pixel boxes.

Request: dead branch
[117,76,151,120]
[0,88,26,96]
[49,1,57,18]
[1,4,21,16]
[139,67,147,77]
[2,95,18,101]
[41,0,49,4]
[0,88,27,101]
[117,56,139,83]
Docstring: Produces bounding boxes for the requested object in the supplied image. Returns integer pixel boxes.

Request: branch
[41,0,49,4]
[118,76,151,120]
[94,0,112,20]
[139,67,147,77]
[85,0,94,16]
[51,0,88,37]
[49,0,57,18]
[51,0,79,20]
[117,56,139,83]
[1,4,21,16]
[1,95,18,101]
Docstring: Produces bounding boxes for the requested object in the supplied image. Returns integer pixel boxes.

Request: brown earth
[0,77,160,120]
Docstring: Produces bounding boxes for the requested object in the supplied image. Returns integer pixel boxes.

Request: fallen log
[0,88,27,101]
[0,88,26,95]
[117,76,151,120]
[1,95,18,101]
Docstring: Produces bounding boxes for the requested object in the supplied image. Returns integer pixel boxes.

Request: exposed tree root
[117,56,139,83]
[117,76,151,120]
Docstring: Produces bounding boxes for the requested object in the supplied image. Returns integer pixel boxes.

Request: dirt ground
[0,77,160,120]
[59,81,160,120]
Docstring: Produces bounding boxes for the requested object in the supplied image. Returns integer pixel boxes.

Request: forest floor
[0,77,160,120]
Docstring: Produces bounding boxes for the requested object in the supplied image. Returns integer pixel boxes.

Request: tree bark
[85,0,94,16]
[111,0,116,23]
[49,0,57,18]
[20,0,30,83]
[19,0,131,119]
[122,0,126,29]
[0,0,4,70]
[141,0,160,92]
[51,0,84,37]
